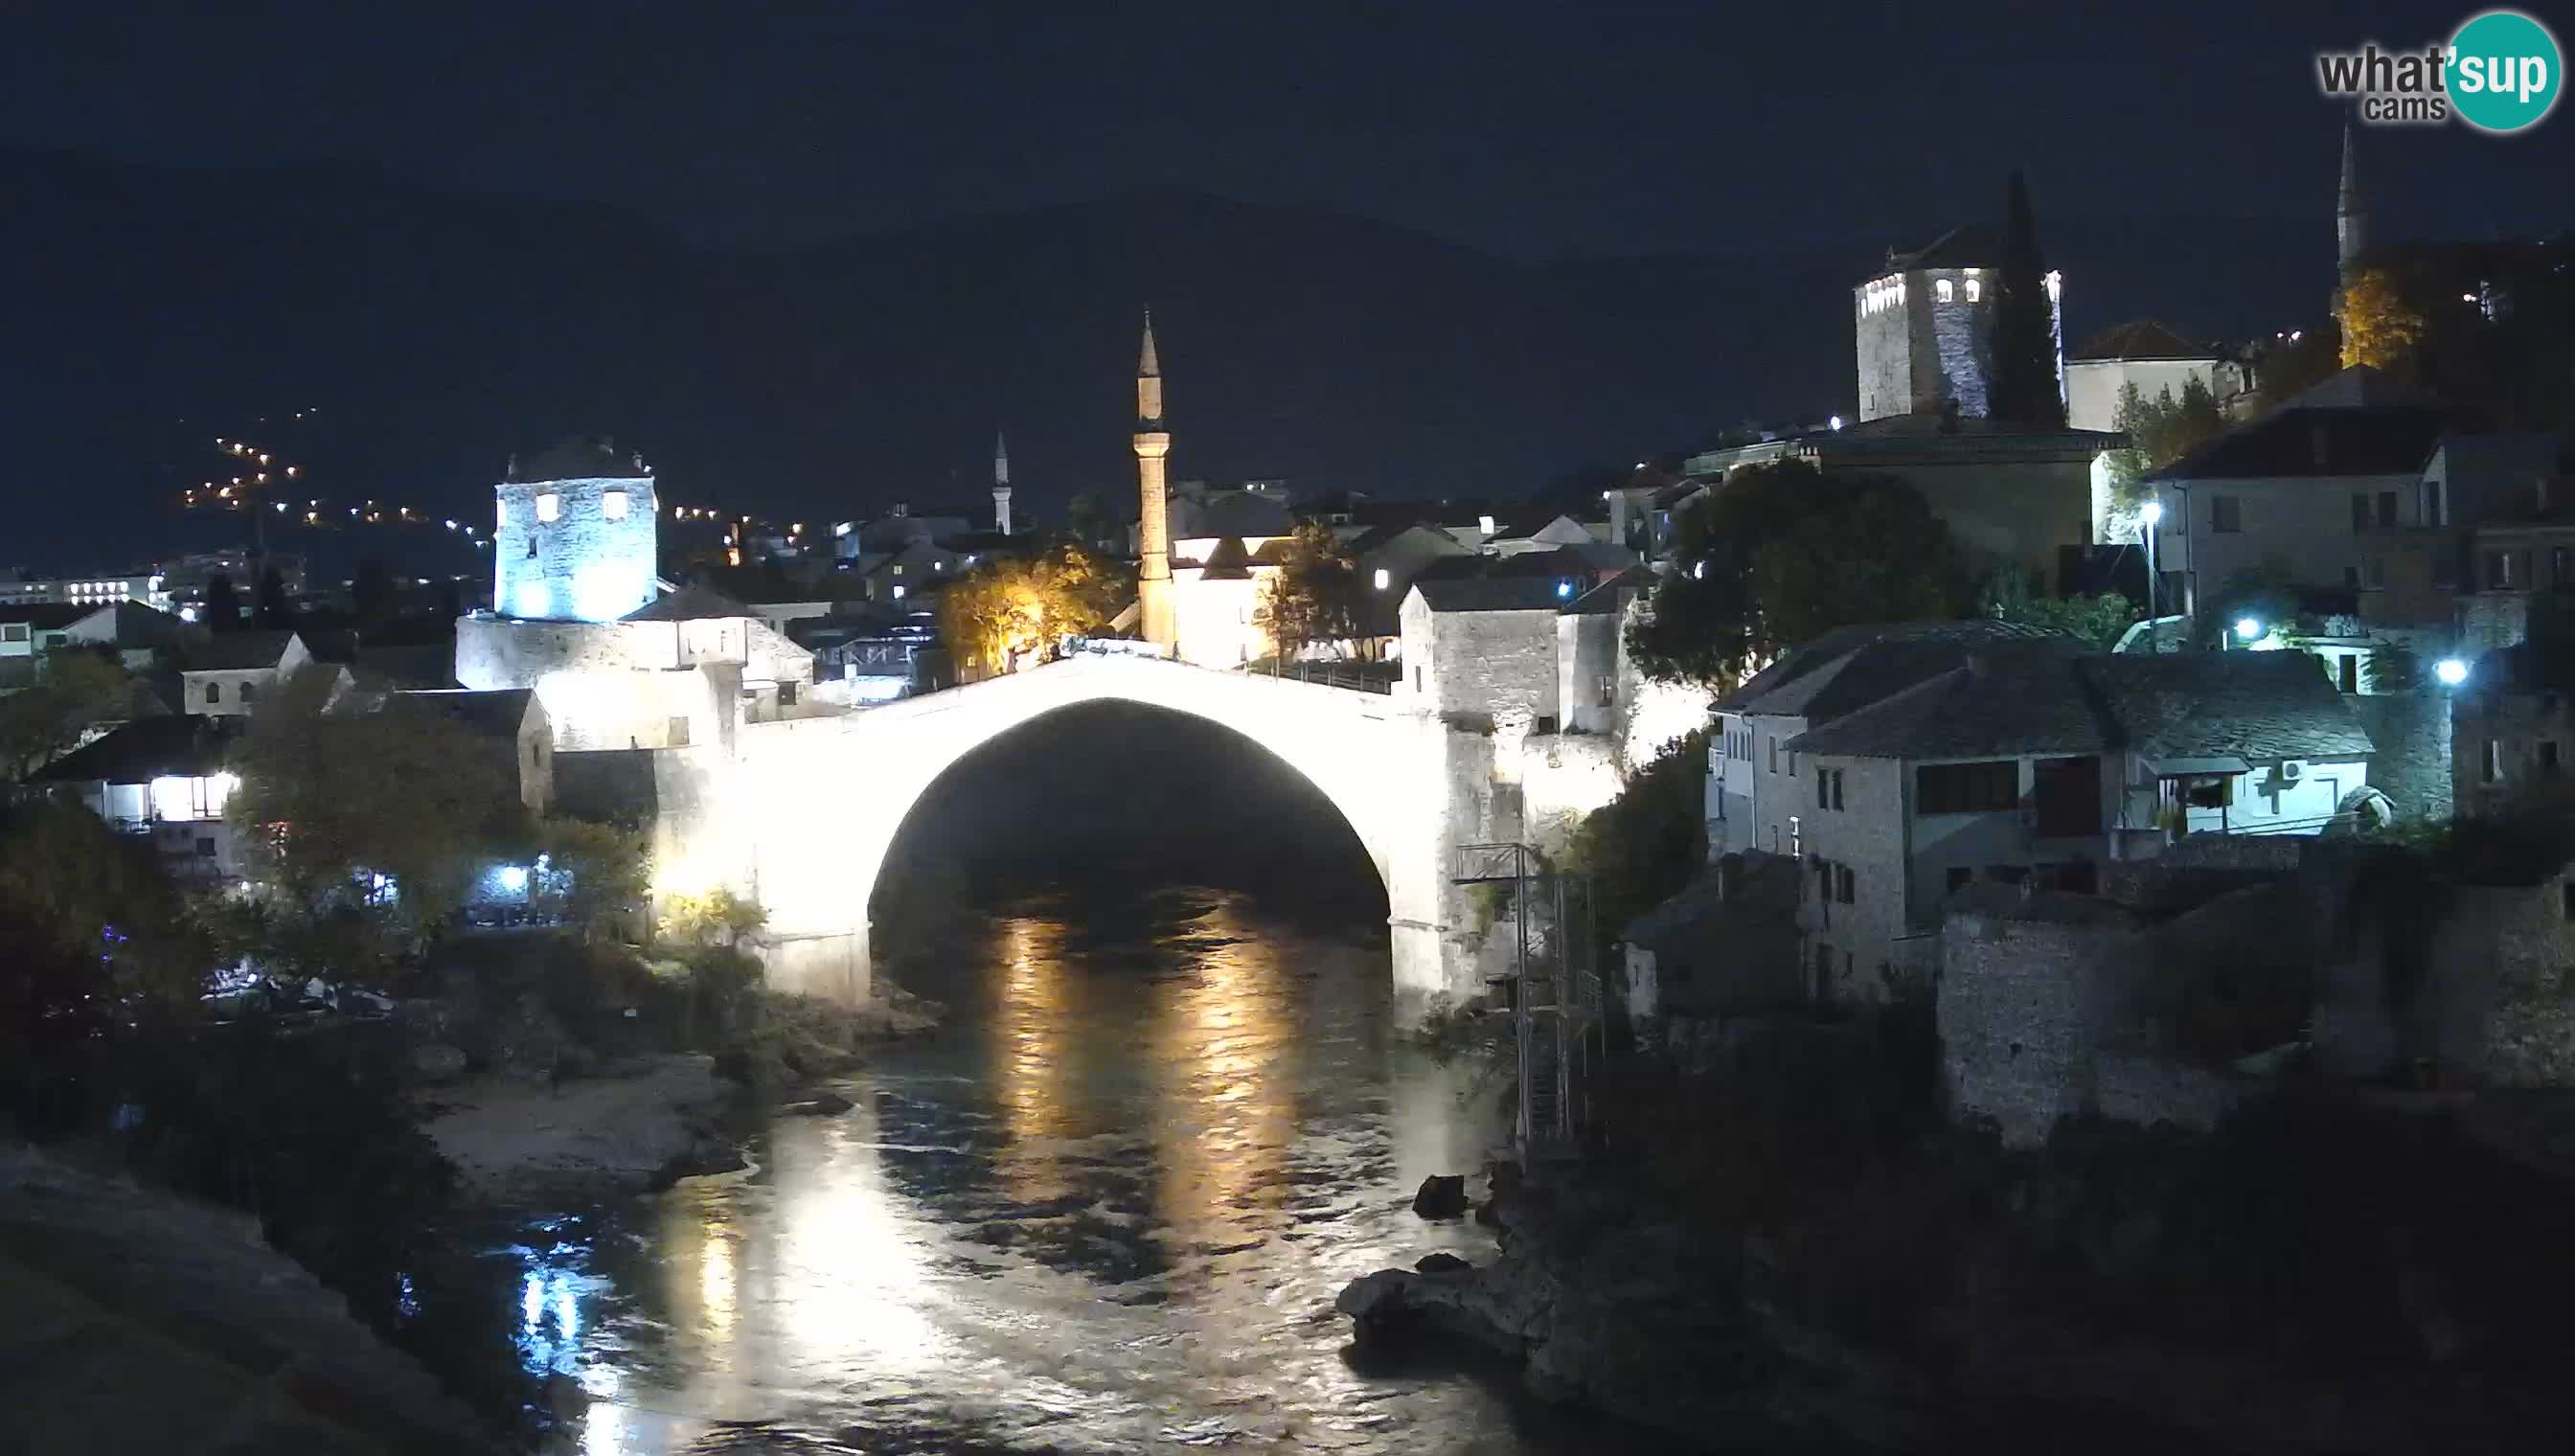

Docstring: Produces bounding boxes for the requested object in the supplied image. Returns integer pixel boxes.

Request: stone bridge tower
[1133,310,1177,648]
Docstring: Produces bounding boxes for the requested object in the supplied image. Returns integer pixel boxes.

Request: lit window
[536,492,561,522]
[1936,279,1954,304]
[1374,568,1391,590]
[603,489,628,520]
[892,584,906,600]
[1966,279,1982,303]
[497,500,509,529]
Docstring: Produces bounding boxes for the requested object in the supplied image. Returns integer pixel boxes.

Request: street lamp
[2235,617,2264,643]
[2139,500,2164,643]
[2435,657,2470,687]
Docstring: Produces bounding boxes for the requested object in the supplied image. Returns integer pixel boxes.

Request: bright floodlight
[2235,617,2263,641]
[2140,500,2164,526]
[2435,657,2470,687]
[496,865,529,893]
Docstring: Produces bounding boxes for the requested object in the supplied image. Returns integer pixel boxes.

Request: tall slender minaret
[1133,309,1176,648]
[991,430,1013,535]
[2336,122,2369,277]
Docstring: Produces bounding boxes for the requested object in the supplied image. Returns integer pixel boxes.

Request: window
[603,489,629,520]
[1915,760,2018,814]
[497,500,509,529]
[1413,667,1424,693]
[2351,492,2371,532]
[205,681,222,704]
[2344,565,2361,589]
[196,837,216,857]
[1817,767,1831,808]
[892,563,903,575]
[1835,864,1855,904]
[239,683,256,704]
[2210,495,2242,534]
[2484,739,2502,785]
[2182,775,2234,809]
[778,681,798,707]
[2378,490,2399,528]
[668,717,692,747]
[1831,768,1844,809]
[1768,739,1778,774]
[1936,279,1954,303]
[2340,654,2359,694]
[1965,278,1982,303]
[2367,556,2387,588]
[536,492,561,523]
[2487,551,2515,589]
[2555,547,2573,586]
[1374,568,1390,591]
[892,584,906,600]
[1595,675,1614,708]
[1947,866,1973,893]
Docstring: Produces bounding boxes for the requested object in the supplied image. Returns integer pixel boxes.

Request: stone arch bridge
[680,652,1577,1023]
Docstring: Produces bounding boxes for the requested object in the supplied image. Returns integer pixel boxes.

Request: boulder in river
[1412,1173,1469,1218]
[1417,1252,1472,1275]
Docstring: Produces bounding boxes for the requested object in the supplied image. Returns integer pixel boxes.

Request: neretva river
[445,887,1621,1454]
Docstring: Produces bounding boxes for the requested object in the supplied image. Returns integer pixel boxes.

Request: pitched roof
[1883,224,2003,275]
[181,628,300,672]
[1563,569,1651,616]
[624,583,754,622]
[349,643,461,692]
[1722,620,2081,718]
[1785,648,2374,762]
[38,714,242,785]
[1411,577,1570,613]
[2153,405,2450,481]
[2070,320,2218,363]
[1173,488,1294,540]
[0,603,88,629]
[1196,535,1256,581]
[397,688,538,740]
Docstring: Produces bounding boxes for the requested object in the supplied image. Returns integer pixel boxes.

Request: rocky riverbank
[0,1143,499,1455]
[421,1052,744,1205]
[1341,1097,2575,1453]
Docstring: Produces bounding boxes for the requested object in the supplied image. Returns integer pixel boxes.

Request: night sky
[3,2,2569,563]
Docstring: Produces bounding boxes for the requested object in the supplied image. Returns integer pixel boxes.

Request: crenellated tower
[1133,309,1176,648]
[992,430,1014,535]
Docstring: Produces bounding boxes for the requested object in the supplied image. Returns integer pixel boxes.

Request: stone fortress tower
[991,430,1014,535]
[491,436,659,623]
[1133,309,1177,649]
[1854,227,2062,423]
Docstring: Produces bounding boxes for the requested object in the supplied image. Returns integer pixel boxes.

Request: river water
[457,887,1621,1455]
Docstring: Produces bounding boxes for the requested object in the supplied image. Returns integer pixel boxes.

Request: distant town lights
[2435,657,2471,687]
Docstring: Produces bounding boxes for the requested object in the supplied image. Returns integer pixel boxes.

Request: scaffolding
[1453,842,1603,1165]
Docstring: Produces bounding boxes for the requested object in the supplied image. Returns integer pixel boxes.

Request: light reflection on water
[506,889,1592,1455]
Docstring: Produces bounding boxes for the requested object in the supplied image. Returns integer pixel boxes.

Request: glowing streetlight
[2435,658,2470,687]
[2234,617,2263,642]
[2140,500,2163,526]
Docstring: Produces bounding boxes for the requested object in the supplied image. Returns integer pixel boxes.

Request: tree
[1989,589,2139,651]
[658,887,766,948]
[201,572,241,631]
[254,564,292,629]
[226,667,518,976]
[936,541,1128,676]
[2103,377,2226,515]
[1987,171,2066,428]
[351,557,397,626]
[1255,520,1363,664]
[0,797,207,1060]
[2337,266,2427,372]
[2248,323,2343,414]
[1065,491,1116,550]
[529,816,650,942]
[0,649,133,783]
[1629,461,1966,687]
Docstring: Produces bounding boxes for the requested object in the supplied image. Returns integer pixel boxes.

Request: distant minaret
[2336,122,2370,277]
[991,430,1014,535]
[1133,309,1176,648]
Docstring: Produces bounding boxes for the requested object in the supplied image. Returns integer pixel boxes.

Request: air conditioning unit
[2279,761,2304,783]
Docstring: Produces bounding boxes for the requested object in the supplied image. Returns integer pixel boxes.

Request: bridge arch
[718,654,1469,1020]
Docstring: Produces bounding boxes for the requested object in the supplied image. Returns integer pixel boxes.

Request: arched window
[205,680,222,704]
[1936,279,1955,304]
[1966,279,1983,303]
[536,492,561,522]
[239,682,256,705]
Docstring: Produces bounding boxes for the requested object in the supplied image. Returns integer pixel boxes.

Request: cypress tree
[1988,171,2065,427]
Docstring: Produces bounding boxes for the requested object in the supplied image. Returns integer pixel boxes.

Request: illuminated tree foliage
[658,887,766,947]
[936,541,1128,676]
[1629,462,1966,687]
[2336,266,2427,372]
[2104,376,2226,512]
[1255,521,1363,663]
[0,649,135,783]
[1987,588,2139,651]
[226,667,518,971]
[527,815,650,942]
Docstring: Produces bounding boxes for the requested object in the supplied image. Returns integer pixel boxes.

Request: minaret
[991,430,1014,535]
[2336,122,2369,277]
[1133,309,1176,649]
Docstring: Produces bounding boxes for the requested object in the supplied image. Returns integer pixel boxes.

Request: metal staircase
[1453,842,1601,1166]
